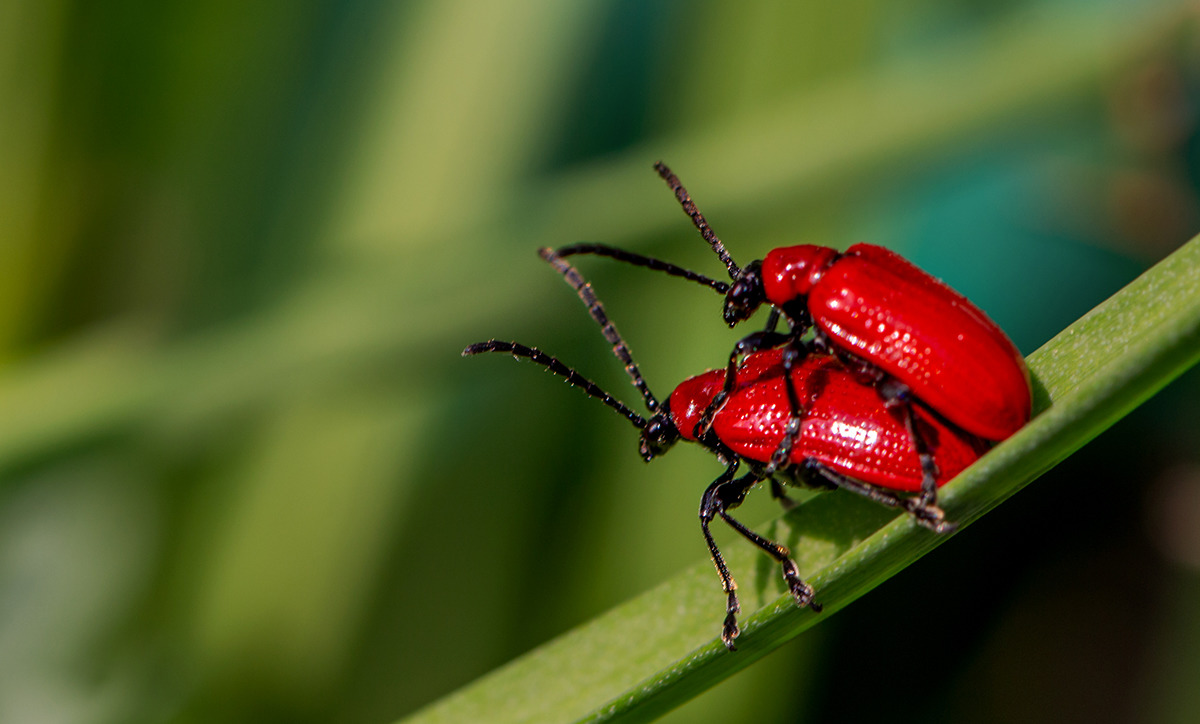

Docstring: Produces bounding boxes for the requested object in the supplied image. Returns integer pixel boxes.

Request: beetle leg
[832,363,944,510]
[810,329,843,358]
[804,459,958,534]
[829,345,886,385]
[902,404,940,508]
[695,308,812,439]
[761,306,782,334]
[769,477,796,511]
[701,467,820,651]
[699,464,745,649]
[764,345,806,476]
[877,379,941,508]
[693,329,791,437]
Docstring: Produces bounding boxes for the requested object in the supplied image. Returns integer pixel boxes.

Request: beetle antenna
[654,161,742,280]
[555,243,730,294]
[462,341,648,430]
[538,247,662,413]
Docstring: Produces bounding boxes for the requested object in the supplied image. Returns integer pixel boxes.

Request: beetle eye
[639,414,680,461]
[723,263,765,326]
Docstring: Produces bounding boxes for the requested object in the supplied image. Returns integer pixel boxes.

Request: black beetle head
[639,412,681,461]
[722,260,765,326]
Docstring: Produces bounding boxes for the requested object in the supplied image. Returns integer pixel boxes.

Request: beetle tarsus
[721,592,741,651]
[906,500,957,534]
[782,558,819,610]
[807,459,960,534]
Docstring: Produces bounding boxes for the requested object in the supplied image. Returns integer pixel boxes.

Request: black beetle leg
[693,328,791,437]
[769,476,796,511]
[764,344,810,476]
[877,378,940,509]
[803,459,957,534]
[700,466,821,651]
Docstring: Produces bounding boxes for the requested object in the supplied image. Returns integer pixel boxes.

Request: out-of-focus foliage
[0,1,1198,723]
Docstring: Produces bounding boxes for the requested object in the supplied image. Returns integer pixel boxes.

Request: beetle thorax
[761,245,841,306]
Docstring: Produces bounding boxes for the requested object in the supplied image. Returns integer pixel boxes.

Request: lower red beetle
[464,248,985,650]
[556,162,1031,499]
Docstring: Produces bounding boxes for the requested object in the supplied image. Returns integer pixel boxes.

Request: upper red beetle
[465,249,984,650]
[557,162,1033,445]
[749,242,1031,440]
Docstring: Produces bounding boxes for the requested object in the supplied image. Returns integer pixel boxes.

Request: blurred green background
[3,1,1200,722]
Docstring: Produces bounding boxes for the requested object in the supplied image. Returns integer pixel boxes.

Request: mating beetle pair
[465,163,1032,650]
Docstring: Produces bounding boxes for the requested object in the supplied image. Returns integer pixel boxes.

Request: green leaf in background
[2,1,1199,722]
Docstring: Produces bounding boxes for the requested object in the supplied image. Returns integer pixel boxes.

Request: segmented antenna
[555,243,730,294]
[654,161,741,280]
[462,341,648,430]
[538,247,661,413]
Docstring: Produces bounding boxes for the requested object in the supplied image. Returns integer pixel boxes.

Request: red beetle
[464,249,985,650]
[670,348,986,493]
[728,242,1031,441]
[557,162,1033,446]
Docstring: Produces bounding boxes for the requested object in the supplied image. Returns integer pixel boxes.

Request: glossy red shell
[761,244,840,300]
[669,349,987,492]
[760,243,1031,441]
